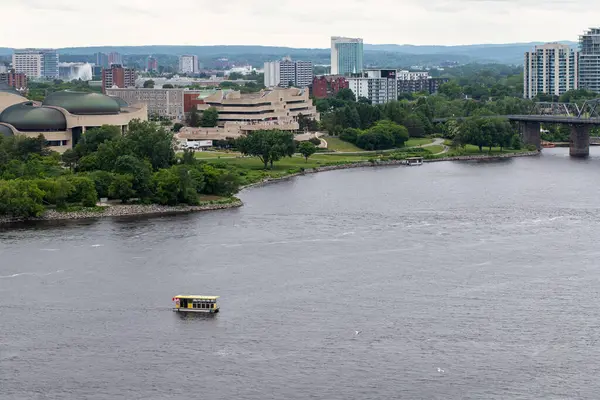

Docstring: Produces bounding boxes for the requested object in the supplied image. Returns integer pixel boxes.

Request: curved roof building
[0,102,67,131]
[43,91,121,115]
[0,90,147,152]
[0,123,15,137]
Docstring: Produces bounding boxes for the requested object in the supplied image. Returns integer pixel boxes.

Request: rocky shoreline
[0,200,243,225]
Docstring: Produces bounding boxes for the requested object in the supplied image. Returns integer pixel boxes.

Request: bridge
[433,99,600,157]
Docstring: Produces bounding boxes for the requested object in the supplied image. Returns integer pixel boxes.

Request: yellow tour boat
[172,295,220,313]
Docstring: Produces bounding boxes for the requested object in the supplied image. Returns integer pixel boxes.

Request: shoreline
[241,150,540,190]
[0,200,243,225]
[1,151,538,225]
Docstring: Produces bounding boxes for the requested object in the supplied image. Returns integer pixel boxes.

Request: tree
[114,155,153,199]
[173,123,184,133]
[236,130,295,169]
[187,107,201,127]
[143,80,155,88]
[125,120,176,170]
[335,88,356,102]
[61,149,79,171]
[75,125,121,157]
[109,174,135,203]
[438,81,462,99]
[298,141,317,162]
[162,84,174,89]
[199,107,219,127]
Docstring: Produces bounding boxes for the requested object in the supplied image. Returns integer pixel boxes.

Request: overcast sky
[2,0,599,48]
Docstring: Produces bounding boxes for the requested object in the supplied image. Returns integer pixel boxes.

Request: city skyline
[2,0,600,48]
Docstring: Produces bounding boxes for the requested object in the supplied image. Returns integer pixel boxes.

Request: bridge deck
[433,116,600,125]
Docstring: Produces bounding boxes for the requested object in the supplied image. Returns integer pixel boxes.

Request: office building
[578,28,600,93]
[108,52,123,66]
[95,52,109,68]
[179,55,199,74]
[523,43,579,99]
[101,64,137,93]
[311,75,349,98]
[0,90,147,153]
[0,71,27,90]
[147,57,158,72]
[330,36,363,76]
[347,69,397,104]
[12,49,59,79]
[197,87,319,128]
[264,57,313,88]
[105,87,205,120]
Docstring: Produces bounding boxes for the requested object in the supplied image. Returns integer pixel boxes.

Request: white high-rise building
[179,55,199,74]
[347,69,397,104]
[330,37,364,76]
[524,43,578,99]
[263,57,313,88]
[578,28,600,93]
[12,49,59,79]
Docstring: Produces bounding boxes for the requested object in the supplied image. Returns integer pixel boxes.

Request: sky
[2,0,600,48]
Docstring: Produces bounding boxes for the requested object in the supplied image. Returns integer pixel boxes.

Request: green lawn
[425,145,445,154]
[406,138,434,147]
[435,144,532,158]
[193,151,241,159]
[323,136,362,152]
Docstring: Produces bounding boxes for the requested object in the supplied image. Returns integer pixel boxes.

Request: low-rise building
[197,87,319,130]
[105,87,206,120]
[0,72,27,90]
[0,89,147,153]
[311,75,349,98]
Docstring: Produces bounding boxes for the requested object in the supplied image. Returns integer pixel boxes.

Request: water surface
[2,148,600,399]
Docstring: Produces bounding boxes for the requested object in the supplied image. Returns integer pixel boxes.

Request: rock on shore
[0,200,243,225]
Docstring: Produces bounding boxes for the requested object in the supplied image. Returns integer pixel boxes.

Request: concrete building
[147,57,158,72]
[0,89,147,153]
[196,87,319,133]
[12,49,59,79]
[311,75,349,98]
[95,52,109,68]
[330,37,363,76]
[0,72,27,90]
[578,28,600,93]
[523,43,579,99]
[101,65,137,93]
[105,87,205,120]
[179,55,199,74]
[108,52,123,66]
[264,57,313,88]
[347,69,397,104]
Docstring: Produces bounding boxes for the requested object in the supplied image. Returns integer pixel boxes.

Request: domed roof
[109,96,129,108]
[0,102,67,131]
[42,91,120,115]
[0,123,14,137]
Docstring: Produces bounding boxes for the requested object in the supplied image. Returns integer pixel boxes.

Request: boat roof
[407,157,423,160]
[174,295,219,300]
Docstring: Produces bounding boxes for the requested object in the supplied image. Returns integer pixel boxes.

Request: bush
[66,176,98,207]
[0,179,45,218]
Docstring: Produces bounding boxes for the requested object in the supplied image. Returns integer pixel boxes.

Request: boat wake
[0,270,64,279]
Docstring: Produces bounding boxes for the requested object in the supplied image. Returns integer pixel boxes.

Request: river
[3,148,600,399]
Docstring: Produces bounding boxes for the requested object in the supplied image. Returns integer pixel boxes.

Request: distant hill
[0,42,579,66]
[365,42,578,64]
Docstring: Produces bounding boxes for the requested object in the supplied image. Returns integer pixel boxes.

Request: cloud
[1,0,599,48]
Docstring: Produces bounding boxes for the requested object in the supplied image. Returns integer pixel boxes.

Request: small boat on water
[173,295,220,313]
[404,157,424,166]
[542,142,555,148]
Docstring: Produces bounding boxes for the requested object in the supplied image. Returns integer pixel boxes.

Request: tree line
[0,121,241,219]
